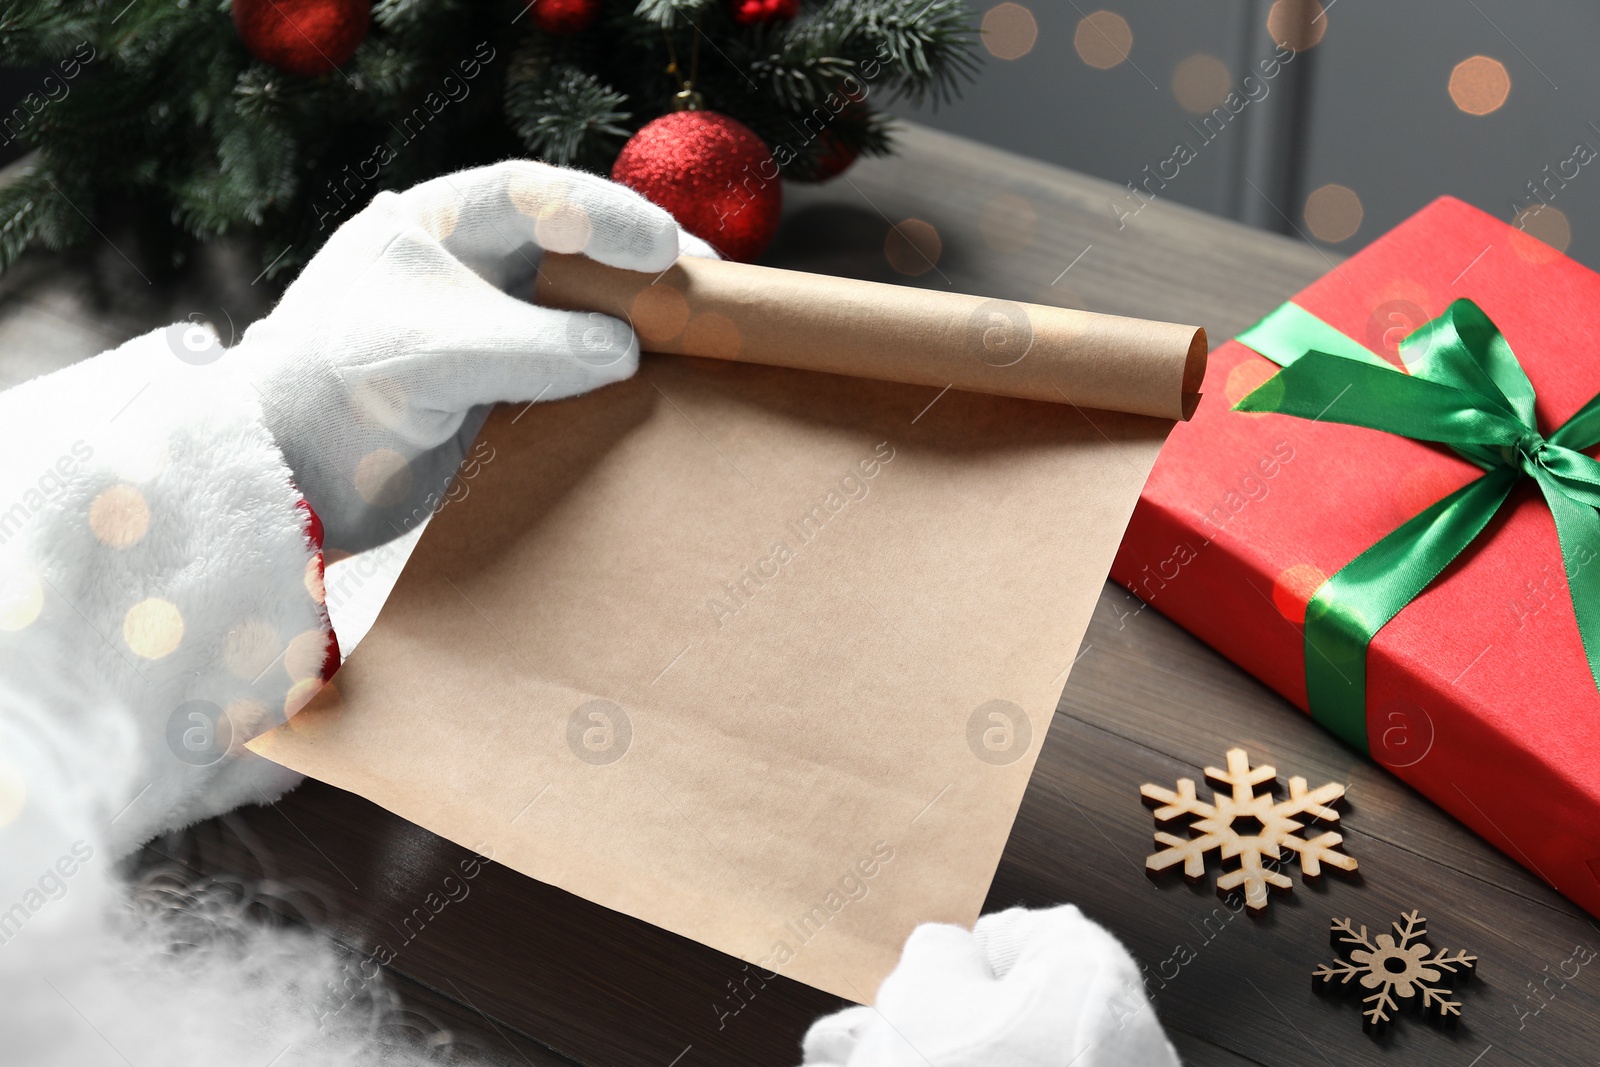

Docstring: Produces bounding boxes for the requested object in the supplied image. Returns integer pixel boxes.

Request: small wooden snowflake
[1140,748,1356,911]
[1314,911,1477,1031]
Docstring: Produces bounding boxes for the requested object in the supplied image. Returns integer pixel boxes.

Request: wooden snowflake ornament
[1314,911,1477,1031]
[1140,748,1356,911]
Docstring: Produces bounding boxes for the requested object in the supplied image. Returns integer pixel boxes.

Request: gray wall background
[890,0,1595,267]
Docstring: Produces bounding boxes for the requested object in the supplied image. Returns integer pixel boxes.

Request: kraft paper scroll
[536,253,1207,421]
[250,257,1204,1003]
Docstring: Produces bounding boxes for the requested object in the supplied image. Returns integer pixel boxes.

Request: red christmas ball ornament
[731,0,800,24]
[612,110,782,263]
[233,0,371,76]
[808,130,858,182]
[527,0,602,34]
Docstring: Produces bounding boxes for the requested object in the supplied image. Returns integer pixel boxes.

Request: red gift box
[1112,196,1600,918]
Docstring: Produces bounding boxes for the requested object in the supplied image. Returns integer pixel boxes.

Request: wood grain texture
[6,123,1596,1065]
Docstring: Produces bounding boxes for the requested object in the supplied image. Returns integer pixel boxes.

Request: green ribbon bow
[1233,298,1600,753]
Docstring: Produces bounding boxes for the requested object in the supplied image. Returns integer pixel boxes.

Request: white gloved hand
[233,160,717,554]
[802,906,1179,1067]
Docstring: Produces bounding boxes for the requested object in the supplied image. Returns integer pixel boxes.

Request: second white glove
[802,905,1179,1067]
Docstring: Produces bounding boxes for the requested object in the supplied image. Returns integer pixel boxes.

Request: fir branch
[372,0,443,28]
[0,166,45,273]
[743,23,858,112]
[827,0,979,106]
[8,159,91,256]
[503,26,558,90]
[0,1,98,64]
[509,66,630,172]
[634,0,713,29]
[354,42,427,99]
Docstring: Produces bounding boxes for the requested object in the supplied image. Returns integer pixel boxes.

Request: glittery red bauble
[731,0,800,23]
[527,0,601,34]
[612,111,782,263]
[233,0,370,76]
[809,130,858,182]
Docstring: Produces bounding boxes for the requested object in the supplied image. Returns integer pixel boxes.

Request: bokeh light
[223,698,270,752]
[534,199,594,255]
[414,194,460,241]
[285,628,330,683]
[285,677,329,719]
[1172,54,1232,114]
[683,313,743,360]
[1304,183,1363,243]
[89,484,150,548]
[632,284,691,345]
[885,219,942,276]
[1225,358,1279,413]
[304,556,326,604]
[1267,0,1326,51]
[124,597,184,659]
[1074,11,1134,70]
[1272,563,1327,624]
[0,566,43,632]
[1449,56,1510,116]
[981,3,1038,61]
[224,618,282,681]
[1512,203,1571,260]
[354,448,412,507]
[979,193,1037,253]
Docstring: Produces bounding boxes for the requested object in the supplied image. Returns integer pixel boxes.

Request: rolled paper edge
[1183,327,1209,421]
[537,253,1208,422]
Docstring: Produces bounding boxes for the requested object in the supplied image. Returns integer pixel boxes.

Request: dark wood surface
[7,124,1600,1065]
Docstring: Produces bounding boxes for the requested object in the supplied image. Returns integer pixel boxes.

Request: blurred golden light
[1304,183,1363,242]
[89,484,150,548]
[982,3,1038,61]
[1267,0,1326,51]
[1273,563,1327,624]
[354,448,412,507]
[885,219,942,276]
[1225,358,1279,413]
[0,566,43,632]
[223,698,269,753]
[224,619,282,680]
[124,597,183,659]
[1074,11,1134,70]
[631,284,691,345]
[304,556,326,604]
[1449,56,1510,115]
[534,199,594,255]
[1512,204,1571,260]
[1172,53,1232,114]
[285,677,329,719]
[285,628,330,683]
[414,193,460,241]
[979,193,1038,253]
[683,313,742,360]
[508,172,562,218]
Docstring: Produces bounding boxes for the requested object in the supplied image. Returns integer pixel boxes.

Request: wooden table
[7,124,1599,1066]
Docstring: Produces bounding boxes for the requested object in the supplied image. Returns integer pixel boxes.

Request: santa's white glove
[802,906,1179,1067]
[233,160,717,555]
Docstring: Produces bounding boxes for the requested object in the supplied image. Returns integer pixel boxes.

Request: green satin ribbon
[1233,298,1600,753]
